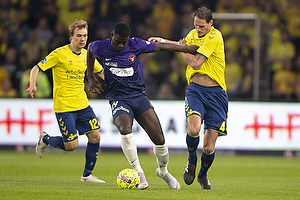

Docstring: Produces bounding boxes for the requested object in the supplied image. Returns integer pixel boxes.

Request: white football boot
[137,172,149,190]
[81,174,105,183]
[156,168,181,189]
[35,131,48,158]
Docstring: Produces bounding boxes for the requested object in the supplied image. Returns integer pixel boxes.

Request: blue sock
[43,135,66,151]
[83,142,99,177]
[198,151,215,179]
[186,133,199,165]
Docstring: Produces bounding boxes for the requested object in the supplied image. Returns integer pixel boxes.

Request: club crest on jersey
[128,54,136,63]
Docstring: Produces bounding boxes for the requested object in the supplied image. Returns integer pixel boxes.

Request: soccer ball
[117,168,140,189]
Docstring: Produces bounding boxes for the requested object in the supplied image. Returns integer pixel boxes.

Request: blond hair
[68,20,88,37]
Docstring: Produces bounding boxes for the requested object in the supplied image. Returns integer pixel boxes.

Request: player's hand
[148,37,162,42]
[26,85,37,99]
[87,74,103,94]
[178,38,186,46]
[178,38,199,55]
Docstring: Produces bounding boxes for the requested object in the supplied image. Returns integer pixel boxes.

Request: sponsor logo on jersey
[105,62,118,67]
[109,67,134,77]
[66,70,85,79]
[41,57,47,64]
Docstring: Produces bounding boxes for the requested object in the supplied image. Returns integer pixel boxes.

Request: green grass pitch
[0,150,300,200]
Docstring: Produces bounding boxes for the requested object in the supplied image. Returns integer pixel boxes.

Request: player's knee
[153,136,165,145]
[93,134,100,143]
[64,142,78,151]
[89,135,100,144]
[65,146,77,151]
[203,146,214,155]
[87,131,100,143]
[118,127,132,135]
[188,129,200,137]
[187,124,201,137]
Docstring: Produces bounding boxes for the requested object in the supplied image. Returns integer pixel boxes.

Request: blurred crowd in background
[0,0,300,102]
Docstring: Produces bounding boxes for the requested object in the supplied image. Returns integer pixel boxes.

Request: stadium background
[1,0,300,101]
[0,0,300,156]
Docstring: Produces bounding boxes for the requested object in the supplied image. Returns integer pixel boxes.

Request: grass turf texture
[0,151,300,200]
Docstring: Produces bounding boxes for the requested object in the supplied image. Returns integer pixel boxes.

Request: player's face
[111,33,129,52]
[70,28,88,49]
[194,16,213,37]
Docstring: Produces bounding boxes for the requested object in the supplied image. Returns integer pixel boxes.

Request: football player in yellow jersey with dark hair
[149,6,228,189]
[26,20,105,183]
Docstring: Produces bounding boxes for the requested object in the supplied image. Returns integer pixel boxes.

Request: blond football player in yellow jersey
[149,6,228,189]
[26,20,105,183]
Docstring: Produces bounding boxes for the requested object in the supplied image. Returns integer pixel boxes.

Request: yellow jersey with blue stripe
[37,45,103,113]
[185,27,226,91]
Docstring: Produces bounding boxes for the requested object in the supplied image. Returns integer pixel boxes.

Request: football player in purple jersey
[86,22,197,190]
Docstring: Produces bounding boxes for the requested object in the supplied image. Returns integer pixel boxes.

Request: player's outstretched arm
[148,37,178,45]
[26,65,40,99]
[86,44,103,94]
[155,42,198,55]
[148,37,198,55]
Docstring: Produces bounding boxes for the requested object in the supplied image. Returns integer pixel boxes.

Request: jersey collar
[198,26,214,38]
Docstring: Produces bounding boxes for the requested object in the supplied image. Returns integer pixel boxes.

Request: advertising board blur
[0,99,299,151]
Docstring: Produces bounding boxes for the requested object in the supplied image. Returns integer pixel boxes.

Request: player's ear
[111,32,114,38]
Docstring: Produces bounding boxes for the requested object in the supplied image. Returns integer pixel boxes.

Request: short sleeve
[134,37,157,54]
[94,59,103,73]
[37,50,59,71]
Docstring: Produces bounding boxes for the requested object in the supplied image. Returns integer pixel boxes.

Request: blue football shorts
[185,82,228,136]
[109,94,153,121]
[55,105,100,143]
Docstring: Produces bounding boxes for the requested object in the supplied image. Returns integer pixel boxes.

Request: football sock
[153,144,169,176]
[83,142,99,177]
[198,151,215,179]
[121,133,144,173]
[43,135,66,150]
[186,133,199,165]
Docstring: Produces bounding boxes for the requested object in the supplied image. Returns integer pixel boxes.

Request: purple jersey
[89,37,157,100]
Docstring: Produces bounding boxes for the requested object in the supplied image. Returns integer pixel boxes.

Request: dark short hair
[193,6,213,23]
[113,22,131,38]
